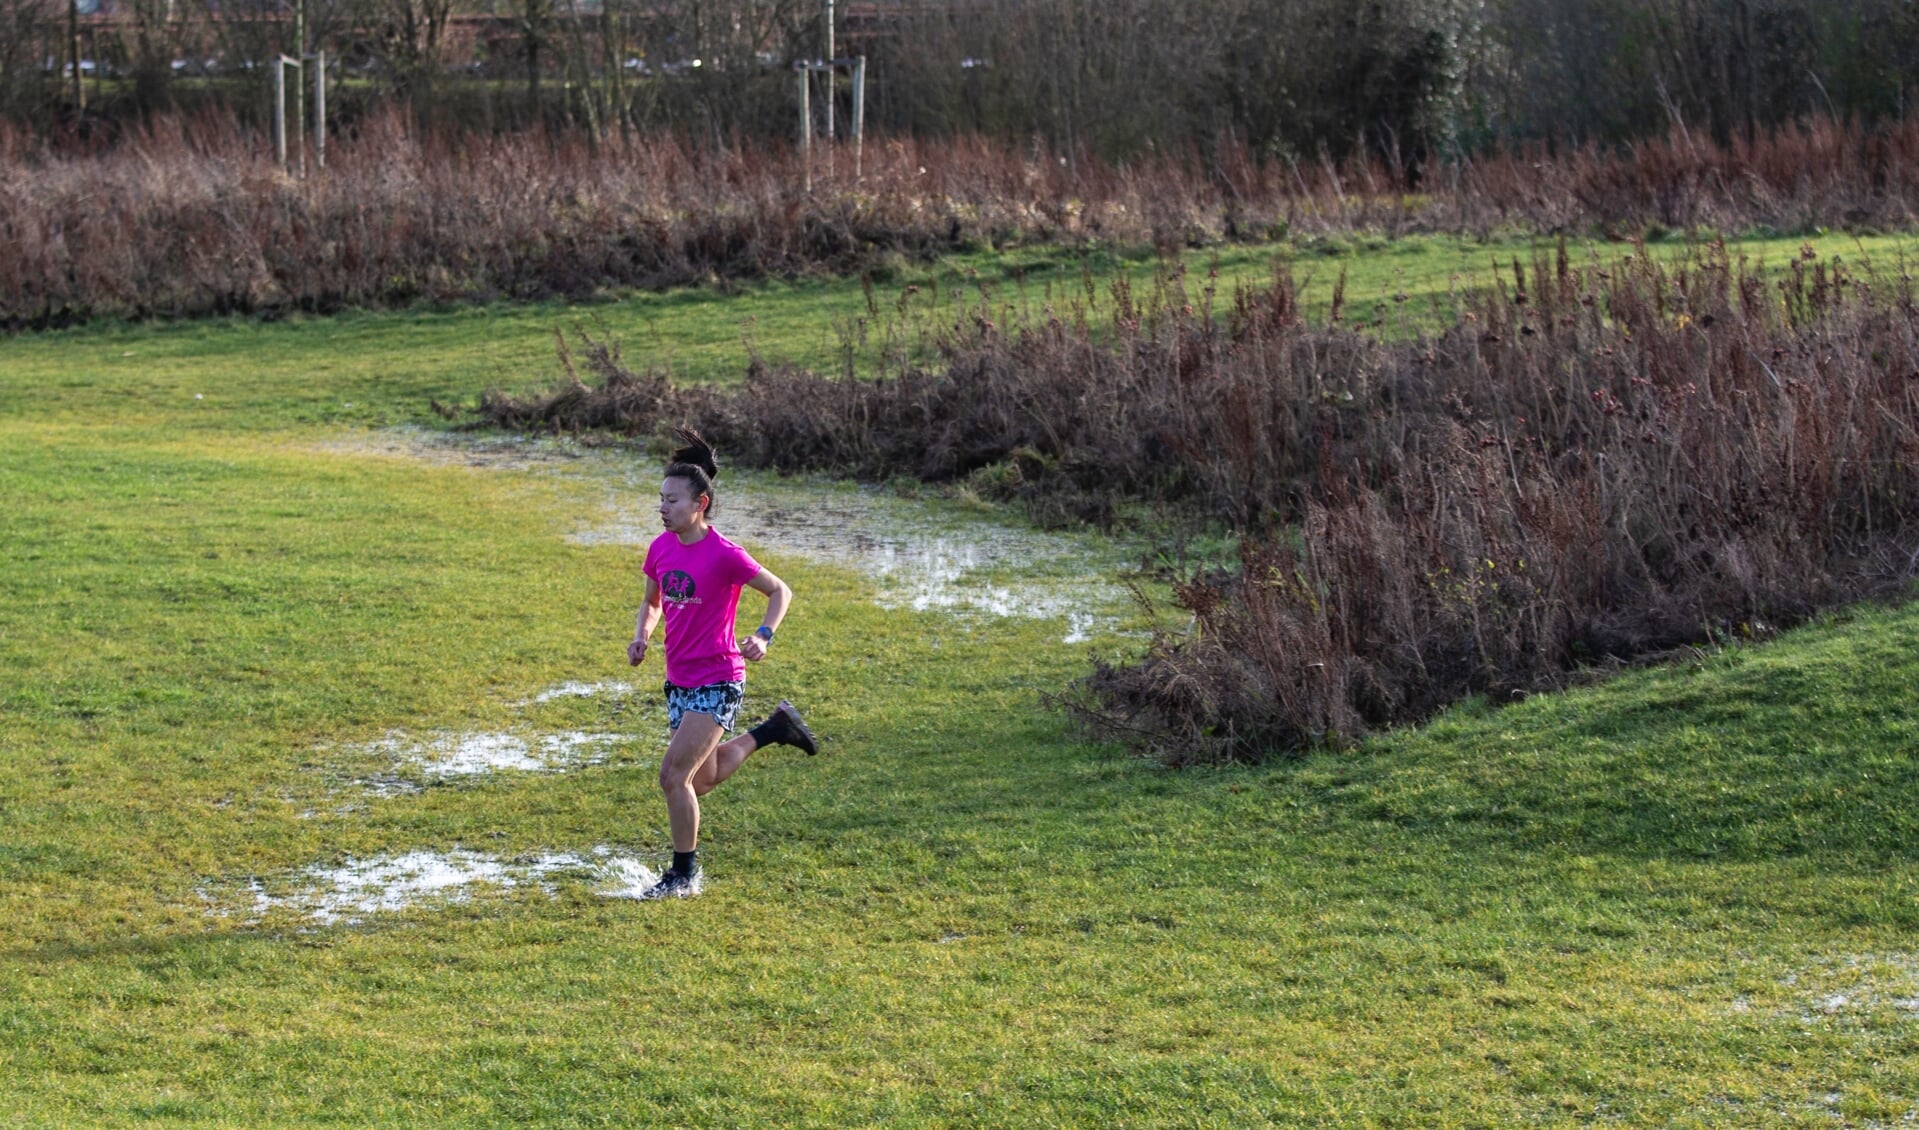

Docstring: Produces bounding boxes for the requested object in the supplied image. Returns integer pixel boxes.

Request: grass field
[3,232,1919,1125]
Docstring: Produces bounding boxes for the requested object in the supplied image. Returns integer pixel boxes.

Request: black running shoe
[770,700,818,756]
[638,868,701,900]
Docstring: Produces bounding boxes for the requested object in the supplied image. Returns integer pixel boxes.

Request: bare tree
[354,0,456,95]
[0,0,61,126]
[118,0,193,112]
[513,0,554,117]
[633,0,808,137]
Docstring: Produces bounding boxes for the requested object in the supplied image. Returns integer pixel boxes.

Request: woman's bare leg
[658,713,725,852]
[679,702,814,799]
[691,732,760,796]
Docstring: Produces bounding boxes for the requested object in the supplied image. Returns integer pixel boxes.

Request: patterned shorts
[664,680,746,733]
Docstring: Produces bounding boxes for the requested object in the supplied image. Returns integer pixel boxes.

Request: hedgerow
[5,110,1919,328]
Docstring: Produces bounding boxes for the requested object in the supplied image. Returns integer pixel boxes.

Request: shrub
[1071,244,1919,760]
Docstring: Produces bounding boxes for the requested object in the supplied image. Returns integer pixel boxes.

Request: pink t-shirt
[643,527,763,688]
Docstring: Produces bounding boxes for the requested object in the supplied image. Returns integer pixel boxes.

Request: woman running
[626,430,817,899]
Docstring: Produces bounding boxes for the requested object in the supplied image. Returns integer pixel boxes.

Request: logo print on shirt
[662,570,698,604]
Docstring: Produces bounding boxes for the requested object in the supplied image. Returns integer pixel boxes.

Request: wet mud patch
[322,428,1143,643]
[356,729,624,779]
[523,680,637,705]
[306,727,640,809]
[318,428,605,473]
[289,675,666,817]
[200,846,666,926]
[1771,952,1919,1027]
[577,475,1137,639]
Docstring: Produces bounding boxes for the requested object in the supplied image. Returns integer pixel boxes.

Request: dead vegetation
[5,110,1919,328]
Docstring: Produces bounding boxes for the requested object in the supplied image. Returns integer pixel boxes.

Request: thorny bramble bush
[4,110,1919,327]
[486,241,1919,764]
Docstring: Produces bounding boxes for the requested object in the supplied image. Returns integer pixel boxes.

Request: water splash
[592,856,702,900]
[1063,611,1097,645]
[594,856,665,899]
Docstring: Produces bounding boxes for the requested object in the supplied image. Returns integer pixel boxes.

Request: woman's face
[659,476,708,534]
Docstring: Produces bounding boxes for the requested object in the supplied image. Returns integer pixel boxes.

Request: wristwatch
[754,625,775,644]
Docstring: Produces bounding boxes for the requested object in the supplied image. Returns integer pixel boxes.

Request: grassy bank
[2,238,1917,1124]
[5,229,1916,408]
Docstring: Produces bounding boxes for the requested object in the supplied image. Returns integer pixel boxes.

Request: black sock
[672,850,698,876]
[748,714,787,748]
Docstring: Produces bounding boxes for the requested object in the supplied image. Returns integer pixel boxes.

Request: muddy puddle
[525,680,636,704]
[326,428,1138,643]
[310,718,643,807]
[352,728,624,779]
[579,475,1134,639]
[203,846,672,926]
[1772,952,1919,1024]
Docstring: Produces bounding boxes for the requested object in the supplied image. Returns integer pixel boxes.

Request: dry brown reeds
[6,110,1919,328]
[1073,243,1919,761]
[1450,117,1919,237]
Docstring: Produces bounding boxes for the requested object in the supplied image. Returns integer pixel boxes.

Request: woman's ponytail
[663,427,719,516]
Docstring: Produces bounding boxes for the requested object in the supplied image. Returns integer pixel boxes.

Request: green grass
[3,234,1919,1125]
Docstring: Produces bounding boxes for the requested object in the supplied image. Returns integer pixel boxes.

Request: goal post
[274,53,328,173]
[796,55,867,187]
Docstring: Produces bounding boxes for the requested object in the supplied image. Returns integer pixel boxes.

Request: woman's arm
[628,576,663,666]
[738,568,791,662]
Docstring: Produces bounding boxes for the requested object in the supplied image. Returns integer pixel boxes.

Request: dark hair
[663,427,719,516]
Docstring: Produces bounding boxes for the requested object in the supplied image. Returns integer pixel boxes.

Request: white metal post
[853,55,865,178]
[824,0,834,141]
[274,55,308,171]
[274,57,287,169]
[294,0,306,174]
[799,64,812,192]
